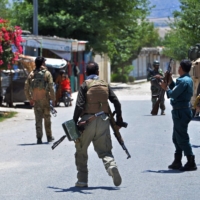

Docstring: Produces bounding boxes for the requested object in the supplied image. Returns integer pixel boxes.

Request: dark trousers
[172,108,193,156]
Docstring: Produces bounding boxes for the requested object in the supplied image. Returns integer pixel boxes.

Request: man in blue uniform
[160,59,197,171]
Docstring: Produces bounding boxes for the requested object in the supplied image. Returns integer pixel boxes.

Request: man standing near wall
[147,60,166,115]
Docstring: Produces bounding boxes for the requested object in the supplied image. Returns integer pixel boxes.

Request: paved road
[1,81,200,200]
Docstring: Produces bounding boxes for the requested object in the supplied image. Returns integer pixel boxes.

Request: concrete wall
[130,48,179,80]
[94,54,110,83]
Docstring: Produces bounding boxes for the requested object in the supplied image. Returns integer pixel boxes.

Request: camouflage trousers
[152,96,165,111]
[75,114,117,183]
[34,99,52,139]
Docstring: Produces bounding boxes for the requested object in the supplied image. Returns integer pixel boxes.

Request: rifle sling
[78,112,105,127]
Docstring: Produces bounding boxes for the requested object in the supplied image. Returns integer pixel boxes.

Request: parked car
[1,56,67,107]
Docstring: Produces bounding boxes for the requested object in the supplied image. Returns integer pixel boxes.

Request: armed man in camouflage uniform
[24,56,55,144]
[147,60,166,115]
[73,61,123,187]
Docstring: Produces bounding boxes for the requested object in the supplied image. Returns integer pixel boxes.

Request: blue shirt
[166,73,193,108]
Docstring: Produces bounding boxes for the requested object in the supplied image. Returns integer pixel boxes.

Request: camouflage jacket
[147,68,164,95]
[24,66,55,101]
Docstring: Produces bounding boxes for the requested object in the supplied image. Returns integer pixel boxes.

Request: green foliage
[111,73,128,83]
[0,111,17,122]
[9,1,158,50]
[128,76,135,82]
[3,0,159,78]
[0,19,23,70]
[0,0,11,20]
[9,1,33,30]
[163,30,189,60]
[163,0,200,60]
[111,65,133,83]
[111,21,160,73]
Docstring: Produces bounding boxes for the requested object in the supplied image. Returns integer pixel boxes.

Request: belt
[84,113,108,115]
[172,106,191,110]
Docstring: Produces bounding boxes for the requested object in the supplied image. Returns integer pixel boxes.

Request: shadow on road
[18,142,49,146]
[47,186,119,194]
[143,115,164,117]
[192,145,200,148]
[143,170,184,174]
[14,104,32,109]
[192,117,200,121]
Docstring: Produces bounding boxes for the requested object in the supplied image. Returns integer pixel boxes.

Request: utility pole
[33,0,38,56]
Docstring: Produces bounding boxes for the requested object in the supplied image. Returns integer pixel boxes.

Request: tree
[9,0,157,52]
[111,21,160,73]
[0,18,23,70]
[9,1,33,31]
[0,18,23,106]
[0,0,11,20]
[8,0,159,80]
[163,0,200,60]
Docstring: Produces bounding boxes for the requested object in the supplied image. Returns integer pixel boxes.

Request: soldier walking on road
[147,60,166,115]
[160,59,197,171]
[73,61,124,187]
[24,56,55,144]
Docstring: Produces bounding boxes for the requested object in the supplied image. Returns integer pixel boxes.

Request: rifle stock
[151,89,165,115]
[151,99,160,115]
[108,106,131,159]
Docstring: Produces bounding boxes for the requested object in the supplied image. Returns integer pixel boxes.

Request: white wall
[94,54,110,83]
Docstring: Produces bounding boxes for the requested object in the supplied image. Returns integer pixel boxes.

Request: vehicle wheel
[64,98,69,107]
[24,101,30,106]
[7,103,13,107]
[0,96,3,106]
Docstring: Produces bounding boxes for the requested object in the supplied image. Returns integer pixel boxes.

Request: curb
[132,80,147,85]
[110,80,147,89]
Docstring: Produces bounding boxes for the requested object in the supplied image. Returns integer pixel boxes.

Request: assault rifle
[51,111,105,150]
[108,106,131,159]
[151,58,174,115]
[50,101,57,117]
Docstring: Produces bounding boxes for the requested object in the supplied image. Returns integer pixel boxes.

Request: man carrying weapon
[160,59,197,171]
[73,61,126,187]
[24,56,55,144]
[147,60,166,115]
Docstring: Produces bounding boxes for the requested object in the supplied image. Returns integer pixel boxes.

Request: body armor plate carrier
[30,69,47,90]
[83,79,109,114]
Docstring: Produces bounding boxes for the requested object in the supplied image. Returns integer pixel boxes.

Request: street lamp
[33,0,38,56]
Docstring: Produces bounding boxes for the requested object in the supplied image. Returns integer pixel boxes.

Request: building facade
[130,47,179,80]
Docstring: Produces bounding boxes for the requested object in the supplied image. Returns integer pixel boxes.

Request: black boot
[168,153,182,169]
[37,138,42,144]
[179,155,197,171]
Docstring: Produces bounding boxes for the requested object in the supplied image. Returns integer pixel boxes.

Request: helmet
[153,60,160,66]
[59,70,65,75]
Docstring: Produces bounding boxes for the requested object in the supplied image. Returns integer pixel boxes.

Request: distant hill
[148,0,180,28]
[148,0,180,19]
[147,0,180,37]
